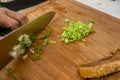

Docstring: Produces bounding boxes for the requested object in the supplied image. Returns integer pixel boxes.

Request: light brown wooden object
[0,0,120,80]
[78,50,120,78]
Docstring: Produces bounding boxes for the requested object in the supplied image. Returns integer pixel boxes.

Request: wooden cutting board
[0,0,120,80]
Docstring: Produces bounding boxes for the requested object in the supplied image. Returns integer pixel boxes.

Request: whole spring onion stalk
[61,19,93,43]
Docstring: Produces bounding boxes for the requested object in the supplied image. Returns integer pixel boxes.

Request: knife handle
[0,26,11,36]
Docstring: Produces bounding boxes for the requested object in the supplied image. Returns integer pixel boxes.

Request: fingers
[0,7,29,30]
[6,9,29,26]
[0,15,20,30]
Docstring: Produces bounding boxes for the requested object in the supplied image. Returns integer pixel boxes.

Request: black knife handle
[0,26,11,36]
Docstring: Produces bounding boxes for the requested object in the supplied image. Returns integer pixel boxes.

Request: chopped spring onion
[89,18,94,27]
[30,48,35,54]
[6,67,14,77]
[32,48,43,61]
[9,29,52,60]
[18,34,32,49]
[39,30,52,39]
[32,54,41,61]
[49,40,57,44]
[43,39,49,47]
[9,34,32,58]
[30,34,37,42]
[30,45,42,54]
[89,18,94,23]
[30,45,43,61]
[61,19,93,43]
[34,45,42,54]
[22,54,28,60]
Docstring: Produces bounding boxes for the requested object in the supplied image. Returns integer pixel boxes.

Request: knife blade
[0,11,55,70]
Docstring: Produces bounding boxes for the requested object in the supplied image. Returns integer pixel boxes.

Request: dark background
[0,0,45,36]
[0,0,45,11]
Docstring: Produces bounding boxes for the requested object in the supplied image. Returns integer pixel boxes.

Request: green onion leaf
[32,54,41,61]
[32,49,43,61]
[30,34,37,42]
[39,30,52,40]
[31,45,43,61]
[43,39,49,47]
[89,18,94,23]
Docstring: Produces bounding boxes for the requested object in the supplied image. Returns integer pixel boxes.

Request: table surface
[0,0,120,80]
[76,0,120,19]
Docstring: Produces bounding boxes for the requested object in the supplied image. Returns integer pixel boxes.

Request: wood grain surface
[0,0,120,80]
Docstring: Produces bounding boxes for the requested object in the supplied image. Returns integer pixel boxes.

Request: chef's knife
[0,11,55,70]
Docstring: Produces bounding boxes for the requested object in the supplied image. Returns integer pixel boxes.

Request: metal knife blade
[0,11,55,70]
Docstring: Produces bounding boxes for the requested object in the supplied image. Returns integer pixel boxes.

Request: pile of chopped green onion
[9,34,32,58]
[61,19,93,43]
[9,29,54,61]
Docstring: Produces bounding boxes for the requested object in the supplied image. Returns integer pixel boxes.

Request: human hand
[0,7,28,30]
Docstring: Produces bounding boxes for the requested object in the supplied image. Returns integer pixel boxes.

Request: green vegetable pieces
[31,45,43,61]
[9,34,32,58]
[39,30,52,40]
[61,19,93,43]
